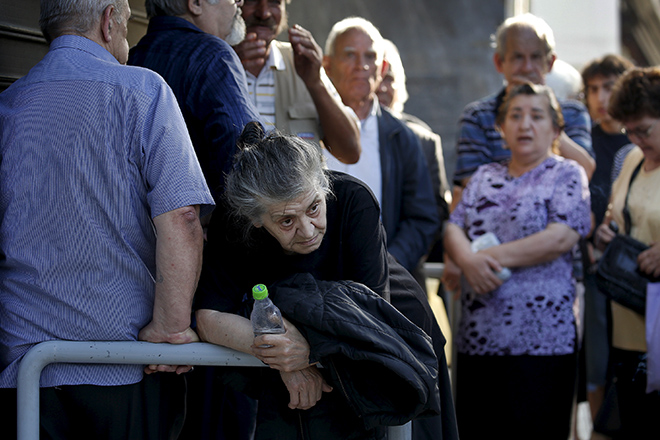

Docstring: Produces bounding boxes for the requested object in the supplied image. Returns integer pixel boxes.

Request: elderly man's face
[324,28,383,108]
[377,65,396,109]
[495,26,554,89]
[241,0,287,46]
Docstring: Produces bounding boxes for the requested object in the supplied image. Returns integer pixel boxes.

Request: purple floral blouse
[450,156,591,356]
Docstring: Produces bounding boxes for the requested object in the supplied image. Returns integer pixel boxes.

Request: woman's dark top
[195,171,389,315]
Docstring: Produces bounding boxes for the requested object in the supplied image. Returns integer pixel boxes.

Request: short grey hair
[40,0,127,43]
[324,16,384,61]
[145,0,221,18]
[225,122,331,237]
[493,13,555,60]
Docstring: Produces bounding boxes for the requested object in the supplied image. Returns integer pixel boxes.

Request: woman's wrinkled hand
[251,317,311,372]
[441,255,462,295]
[460,252,504,295]
[639,242,660,278]
[594,222,616,251]
[279,366,333,410]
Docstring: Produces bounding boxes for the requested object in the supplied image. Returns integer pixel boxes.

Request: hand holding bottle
[250,285,312,372]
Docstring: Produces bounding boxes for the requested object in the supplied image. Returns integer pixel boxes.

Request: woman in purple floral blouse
[445,83,591,439]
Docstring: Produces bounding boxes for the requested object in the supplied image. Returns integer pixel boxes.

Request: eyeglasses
[622,119,660,140]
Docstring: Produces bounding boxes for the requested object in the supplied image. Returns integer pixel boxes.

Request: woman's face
[255,190,327,255]
[622,116,660,164]
[501,93,559,165]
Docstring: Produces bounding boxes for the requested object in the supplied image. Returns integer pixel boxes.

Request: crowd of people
[1,1,659,439]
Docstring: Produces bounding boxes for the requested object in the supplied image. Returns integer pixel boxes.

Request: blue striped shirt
[0,35,215,388]
[453,88,593,185]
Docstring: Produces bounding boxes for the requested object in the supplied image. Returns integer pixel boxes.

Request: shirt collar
[146,15,205,34]
[266,43,286,72]
[366,96,380,119]
[50,35,119,65]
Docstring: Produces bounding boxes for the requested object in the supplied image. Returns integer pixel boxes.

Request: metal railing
[16,340,411,440]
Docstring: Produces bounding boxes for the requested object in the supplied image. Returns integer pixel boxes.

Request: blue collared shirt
[128,16,263,197]
[453,88,593,185]
[0,35,215,388]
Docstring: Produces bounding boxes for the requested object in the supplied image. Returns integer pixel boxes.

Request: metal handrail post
[16,341,263,439]
[16,340,411,440]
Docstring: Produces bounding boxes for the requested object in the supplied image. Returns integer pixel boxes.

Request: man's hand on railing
[138,324,199,375]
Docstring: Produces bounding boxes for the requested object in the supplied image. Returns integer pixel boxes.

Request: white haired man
[322,17,440,275]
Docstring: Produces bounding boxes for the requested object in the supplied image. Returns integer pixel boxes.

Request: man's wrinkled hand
[233,32,267,72]
[289,25,323,86]
[138,325,199,375]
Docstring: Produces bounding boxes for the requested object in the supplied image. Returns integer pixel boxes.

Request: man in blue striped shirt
[0,1,215,438]
[452,13,595,193]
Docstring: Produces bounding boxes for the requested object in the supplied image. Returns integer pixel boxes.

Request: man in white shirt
[322,16,439,273]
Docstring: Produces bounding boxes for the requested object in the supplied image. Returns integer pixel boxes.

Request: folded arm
[444,223,503,295]
[196,310,311,372]
[196,309,331,409]
[479,222,580,268]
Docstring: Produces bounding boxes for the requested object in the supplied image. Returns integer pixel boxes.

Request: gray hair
[492,13,555,60]
[225,122,331,237]
[324,16,384,61]
[145,0,219,19]
[40,0,127,43]
[382,39,408,114]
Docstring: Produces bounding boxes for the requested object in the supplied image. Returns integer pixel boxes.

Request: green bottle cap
[252,284,268,300]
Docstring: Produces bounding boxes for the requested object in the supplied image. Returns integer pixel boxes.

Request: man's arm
[557,132,595,180]
[139,205,203,373]
[289,25,360,164]
[560,100,595,180]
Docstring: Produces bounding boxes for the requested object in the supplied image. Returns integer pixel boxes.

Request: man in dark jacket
[321,17,439,273]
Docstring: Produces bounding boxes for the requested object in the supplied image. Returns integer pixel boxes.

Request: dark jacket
[377,106,440,272]
[270,273,441,432]
[387,254,460,440]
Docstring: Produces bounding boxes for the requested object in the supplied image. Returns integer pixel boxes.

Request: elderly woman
[444,83,591,439]
[593,67,660,438]
[193,122,455,440]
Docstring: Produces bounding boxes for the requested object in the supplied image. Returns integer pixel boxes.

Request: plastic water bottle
[470,232,512,281]
[250,284,285,347]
